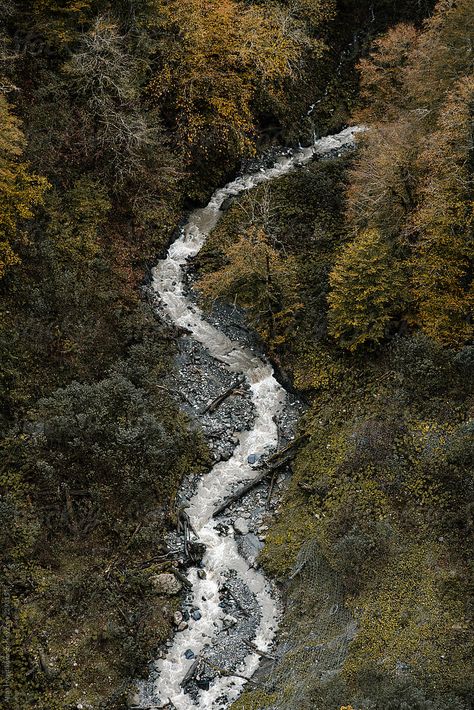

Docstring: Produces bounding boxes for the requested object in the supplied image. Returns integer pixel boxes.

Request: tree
[356,23,419,123]
[346,119,421,239]
[411,75,474,346]
[405,0,474,110]
[146,0,331,192]
[0,95,48,279]
[197,226,302,343]
[328,227,405,350]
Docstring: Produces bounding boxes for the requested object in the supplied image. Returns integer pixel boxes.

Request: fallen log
[223,585,251,617]
[266,432,309,465]
[243,639,276,660]
[265,469,278,510]
[201,658,261,687]
[212,467,273,518]
[201,379,245,415]
[212,454,292,518]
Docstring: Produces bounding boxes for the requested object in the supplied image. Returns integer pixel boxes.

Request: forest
[0,0,472,709]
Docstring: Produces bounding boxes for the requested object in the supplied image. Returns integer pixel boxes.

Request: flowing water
[138,126,363,709]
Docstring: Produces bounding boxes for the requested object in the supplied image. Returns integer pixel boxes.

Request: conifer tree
[328,228,405,350]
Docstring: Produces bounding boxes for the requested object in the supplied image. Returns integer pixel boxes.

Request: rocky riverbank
[136,280,304,708]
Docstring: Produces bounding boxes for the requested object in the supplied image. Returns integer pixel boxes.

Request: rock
[222,614,237,629]
[188,541,207,563]
[173,611,183,626]
[191,609,202,621]
[197,569,207,580]
[182,609,190,622]
[184,649,195,659]
[233,517,249,535]
[177,621,188,632]
[150,573,182,596]
[221,196,234,211]
[247,454,257,465]
[239,533,264,564]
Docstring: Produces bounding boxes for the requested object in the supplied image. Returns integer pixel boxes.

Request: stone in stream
[233,517,249,535]
[197,569,207,580]
[188,541,207,564]
[238,533,264,565]
[191,609,202,621]
[173,611,183,626]
[184,649,195,660]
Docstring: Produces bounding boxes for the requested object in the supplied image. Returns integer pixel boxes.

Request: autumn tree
[346,119,421,239]
[0,95,48,279]
[405,0,474,110]
[338,0,474,350]
[328,227,405,350]
[198,226,302,344]
[411,75,474,346]
[356,23,419,123]
[146,0,332,193]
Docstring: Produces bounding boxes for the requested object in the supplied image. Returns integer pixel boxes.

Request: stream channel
[136,126,363,710]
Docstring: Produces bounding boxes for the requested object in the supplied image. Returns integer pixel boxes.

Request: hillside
[1,1,472,709]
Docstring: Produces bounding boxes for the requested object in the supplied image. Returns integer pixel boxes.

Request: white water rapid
[138,126,363,710]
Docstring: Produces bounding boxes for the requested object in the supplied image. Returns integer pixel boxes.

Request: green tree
[328,227,405,350]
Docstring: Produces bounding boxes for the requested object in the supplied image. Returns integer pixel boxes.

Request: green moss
[231,689,277,709]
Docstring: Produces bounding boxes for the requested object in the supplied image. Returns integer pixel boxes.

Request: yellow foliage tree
[147,0,329,177]
[0,95,49,279]
[197,226,302,344]
[356,22,419,123]
[328,227,405,350]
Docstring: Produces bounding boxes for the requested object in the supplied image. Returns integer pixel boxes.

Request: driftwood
[212,447,299,519]
[223,585,251,617]
[243,639,276,660]
[201,657,261,687]
[212,467,274,518]
[265,432,309,465]
[265,468,279,510]
[201,381,245,415]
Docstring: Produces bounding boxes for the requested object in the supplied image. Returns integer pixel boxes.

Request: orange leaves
[333,0,474,350]
[411,74,474,346]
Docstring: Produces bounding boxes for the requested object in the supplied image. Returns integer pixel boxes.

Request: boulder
[188,541,207,564]
[150,573,182,596]
[233,517,249,535]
